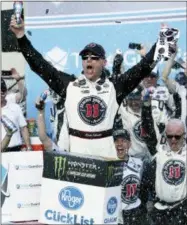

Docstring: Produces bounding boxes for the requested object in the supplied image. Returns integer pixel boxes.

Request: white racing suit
[119,104,151,160]
[118,156,148,225]
[141,144,187,225]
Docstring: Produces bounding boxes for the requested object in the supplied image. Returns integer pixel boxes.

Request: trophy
[13,1,23,25]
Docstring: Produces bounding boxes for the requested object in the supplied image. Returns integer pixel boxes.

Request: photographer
[1,79,32,152]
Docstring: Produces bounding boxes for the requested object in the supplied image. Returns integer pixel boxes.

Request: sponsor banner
[39,178,121,224]
[1,151,43,223]
[43,151,124,187]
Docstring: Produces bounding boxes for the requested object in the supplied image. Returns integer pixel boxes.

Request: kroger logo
[107,197,118,215]
[58,186,84,210]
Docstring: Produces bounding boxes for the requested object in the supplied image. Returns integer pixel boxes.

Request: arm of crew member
[17,35,76,97]
[1,134,12,152]
[20,126,32,150]
[141,101,157,156]
[15,78,27,103]
[37,110,53,151]
[162,53,177,93]
[139,159,156,206]
[114,43,156,104]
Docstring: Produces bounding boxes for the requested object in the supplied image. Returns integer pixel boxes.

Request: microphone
[13,1,23,25]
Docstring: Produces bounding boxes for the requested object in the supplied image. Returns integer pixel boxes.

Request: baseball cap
[1,79,7,92]
[175,72,187,86]
[127,85,143,99]
[113,129,131,141]
[146,71,159,78]
[79,43,106,59]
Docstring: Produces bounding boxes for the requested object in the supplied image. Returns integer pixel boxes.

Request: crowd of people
[1,14,186,225]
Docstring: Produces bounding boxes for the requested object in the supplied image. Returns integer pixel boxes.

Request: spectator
[118,85,151,160]
[140,119,187,225]
[11,15,159,158]
[4,68,27,116]
[162,51,187,130]
[1,79,32,152]
[48,88,66,142]
[113,129,149,225]
[35,96,69,151]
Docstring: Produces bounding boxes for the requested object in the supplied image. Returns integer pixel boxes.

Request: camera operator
[117,86,151,161]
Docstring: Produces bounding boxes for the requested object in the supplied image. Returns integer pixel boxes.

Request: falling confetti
[27,30,32,36]
[45,9,49,14]
[115,21,121,24]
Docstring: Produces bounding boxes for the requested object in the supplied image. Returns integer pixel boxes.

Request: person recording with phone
[2,68,27,116]
[35,92,69,152]
[1,79,32,152]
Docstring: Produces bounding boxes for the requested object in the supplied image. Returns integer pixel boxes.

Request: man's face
[114,137,131,160]
[82,52,106,81]
[127,96,142,113]
[166,124,185,152]
[143,75,157,88]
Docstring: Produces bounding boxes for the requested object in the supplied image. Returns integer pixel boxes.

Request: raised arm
[35,98,53,151]
[112,43,156,104]
[10,15,76,97]
[141,90,158,156]
[162,53,177,93]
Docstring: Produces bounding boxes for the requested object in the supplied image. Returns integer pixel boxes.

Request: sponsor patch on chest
[78,96,107,126]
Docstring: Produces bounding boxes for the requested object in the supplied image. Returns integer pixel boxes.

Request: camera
[128,43,142,50]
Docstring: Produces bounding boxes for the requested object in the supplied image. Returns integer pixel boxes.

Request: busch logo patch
[78,96,107,126]
[162,160,185,185]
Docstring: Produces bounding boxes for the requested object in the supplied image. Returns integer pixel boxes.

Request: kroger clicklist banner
[25,8,186,122]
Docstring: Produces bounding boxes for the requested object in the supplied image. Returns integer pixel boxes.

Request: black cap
[127,85,143,99]
[1,79,7,92]
[175,72,187,86]
[113,129,131,141]
[147,71,159,78]
[79,43,106,59]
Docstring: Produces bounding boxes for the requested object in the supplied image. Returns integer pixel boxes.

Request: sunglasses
[82,55,100,61]
[166,134,184,140]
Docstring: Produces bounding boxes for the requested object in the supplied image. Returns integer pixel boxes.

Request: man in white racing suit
[113,129,148,225]
[10,15,170,158]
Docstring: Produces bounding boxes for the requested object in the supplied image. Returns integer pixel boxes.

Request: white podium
[39,151,124,224]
